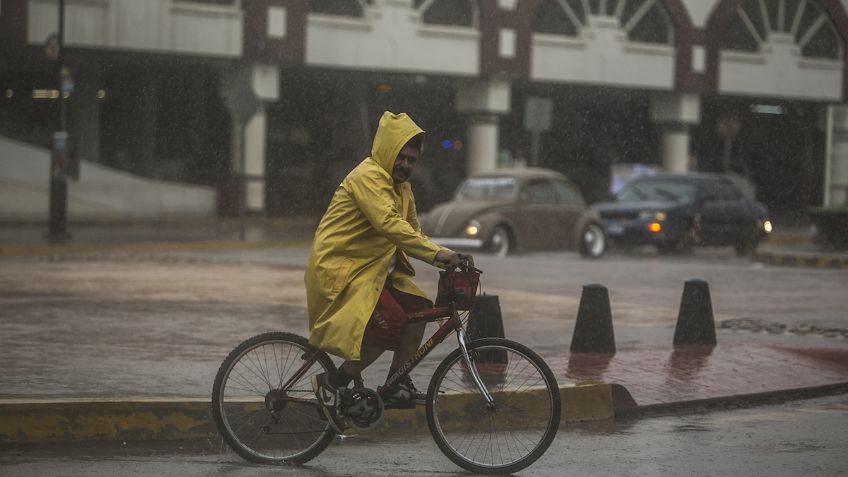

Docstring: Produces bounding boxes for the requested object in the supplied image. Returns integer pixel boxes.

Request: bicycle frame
[278,301,495,407]
[382,303,495,406]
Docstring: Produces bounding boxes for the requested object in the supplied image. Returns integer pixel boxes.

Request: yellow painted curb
[561,382,615,421]
[0,398,212,444]
[0,384,614,444]
[754,250,848,270]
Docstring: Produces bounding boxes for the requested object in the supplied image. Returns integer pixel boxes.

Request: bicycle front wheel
[211,332,337,464]
[426,338,561,474]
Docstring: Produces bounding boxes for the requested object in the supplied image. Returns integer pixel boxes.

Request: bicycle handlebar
[457,254,482,274]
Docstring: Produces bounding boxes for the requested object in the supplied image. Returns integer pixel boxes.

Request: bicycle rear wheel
[211,332,336,464]
[426,338,560,474]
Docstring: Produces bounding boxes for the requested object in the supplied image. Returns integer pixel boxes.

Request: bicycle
[211,259,561,474]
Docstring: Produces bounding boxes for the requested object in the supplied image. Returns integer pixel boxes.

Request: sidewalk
[1,218,847,444]
[3,341,847,444]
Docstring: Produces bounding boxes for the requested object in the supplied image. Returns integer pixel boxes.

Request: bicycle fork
[456,328,496,410]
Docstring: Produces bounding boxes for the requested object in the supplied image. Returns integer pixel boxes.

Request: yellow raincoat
[305,112,448,361]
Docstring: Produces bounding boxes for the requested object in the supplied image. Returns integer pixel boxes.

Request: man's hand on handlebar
[435,250,474,271]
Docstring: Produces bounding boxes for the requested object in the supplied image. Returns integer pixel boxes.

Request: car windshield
[617,179,697,203]
[455,177,516,200]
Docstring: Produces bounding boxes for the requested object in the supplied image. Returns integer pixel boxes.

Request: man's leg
[338,345,384,380]
[390,321,426,369]
[333,321,423,388]
[312,345,385,433]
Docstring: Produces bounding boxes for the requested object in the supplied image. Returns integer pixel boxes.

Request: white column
[651,93,700,173]
[244,108,267,212]
[222,63,279,214]
[826,105,848,206]
[467,114,499,176]
[660,125,691,173]
[456,79,511,176]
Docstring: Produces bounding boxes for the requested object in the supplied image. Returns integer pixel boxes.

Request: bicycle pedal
[337,433,359,440]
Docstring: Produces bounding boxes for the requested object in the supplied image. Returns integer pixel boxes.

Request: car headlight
[639,211,667,221]
[761,220,773,234]
[465,220,481,236]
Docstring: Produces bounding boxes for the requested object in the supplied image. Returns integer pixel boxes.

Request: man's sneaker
[311,373,347,432]
[382,375,426,407]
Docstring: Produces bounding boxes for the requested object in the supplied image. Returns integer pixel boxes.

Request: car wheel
[489,226,511,258]
[676,226,696,254]
[578,223,606,259]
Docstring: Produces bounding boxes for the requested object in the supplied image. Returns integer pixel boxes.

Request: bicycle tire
[426,338,561,474]
[211,331,337,464]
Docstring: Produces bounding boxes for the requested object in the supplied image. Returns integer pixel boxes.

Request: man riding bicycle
[305,111,472,432]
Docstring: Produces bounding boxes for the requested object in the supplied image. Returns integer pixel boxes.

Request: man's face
[392,144,419,184]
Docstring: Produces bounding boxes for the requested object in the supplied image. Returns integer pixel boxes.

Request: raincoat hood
[371,111,425,174]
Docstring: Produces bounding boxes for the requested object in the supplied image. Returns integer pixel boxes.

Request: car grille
[599,210,640,220]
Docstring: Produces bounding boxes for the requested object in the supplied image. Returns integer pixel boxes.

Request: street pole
[722,137,732,173]
[824,104,834,207]
[47,0,69,242]
[530,130,540,167]
[237,119,246,242]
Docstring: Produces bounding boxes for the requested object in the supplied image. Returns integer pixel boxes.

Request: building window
[533,0,581,36]
[531,0,673,45]
[307,0,370,17]
[268,6,287,39]
[415,0,477,28]
[624,1,672,44]
[719,0,842,59]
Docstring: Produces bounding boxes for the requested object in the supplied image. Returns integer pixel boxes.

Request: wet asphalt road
[1,247,846,399]
[2,394,847,476]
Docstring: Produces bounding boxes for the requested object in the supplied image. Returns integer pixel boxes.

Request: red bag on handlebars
[436,269,480,311]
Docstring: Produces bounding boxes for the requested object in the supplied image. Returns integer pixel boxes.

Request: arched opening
[530,0,673,44]
[307,0,371,17]
[414,0,477,28]
[718,0,842,59]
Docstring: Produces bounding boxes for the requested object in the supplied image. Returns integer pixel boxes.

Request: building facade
[2,0,847,217]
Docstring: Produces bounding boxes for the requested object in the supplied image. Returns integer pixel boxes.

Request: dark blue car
[592,173,772,255]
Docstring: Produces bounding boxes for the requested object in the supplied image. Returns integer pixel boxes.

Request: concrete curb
[4,382,847,445]
[613,382,848,418]
[753,249,848,270]
[0,383,614,444]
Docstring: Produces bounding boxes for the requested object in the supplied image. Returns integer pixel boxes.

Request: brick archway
[517,0,699,88]
[656,0,705,91]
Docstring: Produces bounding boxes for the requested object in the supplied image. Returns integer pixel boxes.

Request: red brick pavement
[544,344,848,408]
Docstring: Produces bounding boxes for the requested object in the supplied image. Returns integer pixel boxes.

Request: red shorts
[362,282,432,351]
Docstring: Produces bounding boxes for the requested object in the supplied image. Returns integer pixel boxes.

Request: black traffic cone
[673,279,717,346]
[467,295,507,383]
[468,294,505,340]
[570,284,616,353]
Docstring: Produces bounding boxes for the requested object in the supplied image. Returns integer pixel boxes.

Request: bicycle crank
[342,387,384,431]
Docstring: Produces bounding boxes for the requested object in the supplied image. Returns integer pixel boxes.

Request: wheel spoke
[427,339,560,473]
[212,333,336,465]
